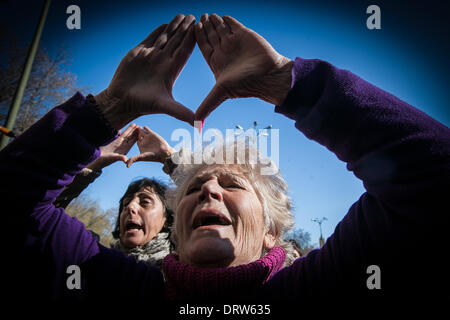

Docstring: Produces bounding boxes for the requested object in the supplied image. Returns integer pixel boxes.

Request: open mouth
[125,221,143,231]
[192,211,232,229]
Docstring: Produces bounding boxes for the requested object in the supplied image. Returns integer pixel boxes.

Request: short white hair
[166,139,297,266]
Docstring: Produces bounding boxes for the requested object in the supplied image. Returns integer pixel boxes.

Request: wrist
[94,90,137,130]
[86,158,106,172]
[158,147,176,164]
[162,149,178,175]
[260,57,294,106]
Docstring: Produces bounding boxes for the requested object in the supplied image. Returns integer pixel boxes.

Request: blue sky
[2,0,449,246]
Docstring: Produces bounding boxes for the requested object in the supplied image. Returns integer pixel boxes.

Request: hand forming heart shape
[193,14,293,122]
[94,14,293,132]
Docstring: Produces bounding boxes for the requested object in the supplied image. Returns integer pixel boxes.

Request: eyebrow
[123,191,155,202]
[189,171,249,186]
[221,172,249,184]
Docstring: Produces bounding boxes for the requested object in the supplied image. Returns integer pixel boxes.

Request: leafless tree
[66,195,117,248]
[0,31,84,135]
[287,227,316,256]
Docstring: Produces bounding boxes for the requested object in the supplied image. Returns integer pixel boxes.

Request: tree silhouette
[0,32,84,135]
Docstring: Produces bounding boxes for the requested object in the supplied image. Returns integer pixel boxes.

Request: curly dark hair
[112,178,174,240]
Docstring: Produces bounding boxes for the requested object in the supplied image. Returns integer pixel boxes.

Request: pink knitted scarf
[162,246,286,300]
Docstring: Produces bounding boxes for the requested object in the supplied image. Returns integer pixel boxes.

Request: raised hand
[194,14,293,121]
[126,126,175,167]
[87,123,139,171]
[95,14,196,130]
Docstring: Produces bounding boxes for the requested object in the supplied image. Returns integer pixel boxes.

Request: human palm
[94,14,293,170]
[126,126,174,167]
[87,124,138,171]
[97,14,197,129]
[194,14,292,121]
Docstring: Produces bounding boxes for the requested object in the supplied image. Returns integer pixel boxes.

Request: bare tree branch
[0,32,86,135]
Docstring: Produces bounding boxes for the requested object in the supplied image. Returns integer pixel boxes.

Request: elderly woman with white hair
[1,13,448,309]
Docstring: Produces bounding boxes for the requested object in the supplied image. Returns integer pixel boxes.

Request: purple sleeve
[264,58,450,300]
[0,93,164,300]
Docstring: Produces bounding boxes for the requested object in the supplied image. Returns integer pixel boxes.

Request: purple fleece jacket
[1,58,449,305]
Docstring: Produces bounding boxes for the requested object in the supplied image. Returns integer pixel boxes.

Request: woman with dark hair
[109,177,174,268]
[54,123,175,268]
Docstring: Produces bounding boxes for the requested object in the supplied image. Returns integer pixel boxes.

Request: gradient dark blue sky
[2,0,449,244]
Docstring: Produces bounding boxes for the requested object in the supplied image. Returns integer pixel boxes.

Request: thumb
[160,99,195,126]
[126,156,139,168]
[222,16,246,33]
[126,152,158,168]
[111,154,128,163]
[194,84,228,122]
[104,153,128,163]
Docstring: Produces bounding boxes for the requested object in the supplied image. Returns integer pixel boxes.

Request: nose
[198,179,223,203]
[125,197,140,215]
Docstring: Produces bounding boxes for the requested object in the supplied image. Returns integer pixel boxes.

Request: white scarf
[110,232,171,269]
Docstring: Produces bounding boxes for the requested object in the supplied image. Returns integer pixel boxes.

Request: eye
[226,183,243,189]
[140,198,153,206]
[186,186,200,195]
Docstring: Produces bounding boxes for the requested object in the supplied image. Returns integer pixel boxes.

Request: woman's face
[119,186,166,248]
[176,165,275,267]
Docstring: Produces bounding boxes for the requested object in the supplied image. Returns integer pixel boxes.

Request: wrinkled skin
[194,14,293,121]
[175,165,275,268]
[87,123,139,171]
[126,126,175,167]
[119,186,167,248]
[95,14,197,130]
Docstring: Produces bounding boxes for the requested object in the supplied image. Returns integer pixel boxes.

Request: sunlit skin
[119,186,166,248]
[176,165,276,268]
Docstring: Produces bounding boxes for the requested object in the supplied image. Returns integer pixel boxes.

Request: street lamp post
[0,0,52,150]
[312,217,327,248]
[235,121,272,139]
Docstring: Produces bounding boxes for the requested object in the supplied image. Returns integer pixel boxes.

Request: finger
[139,24,167,47]
[121,123,137,138]
[126,157,136,168]
[194,84,228,121]
[142,126,165,141]
[165,14,186,37]
[202,14,220,47]
[159,100,195,126]
[172,23,196,61]
[127,128,139,144]
[222,15,246,34]
[165,15,195,56]
[122,127,139,144]
[195,22,213,62]
[126,156,137,168]
[111,154,128,163]
[143,126,153,133]
[154,14,185,49]
[135,129,145,146]
[210,14,230,39]
[126,153,158,167]
[136,126,146,138]
[137,126,148,135]
[126,154,144,168]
